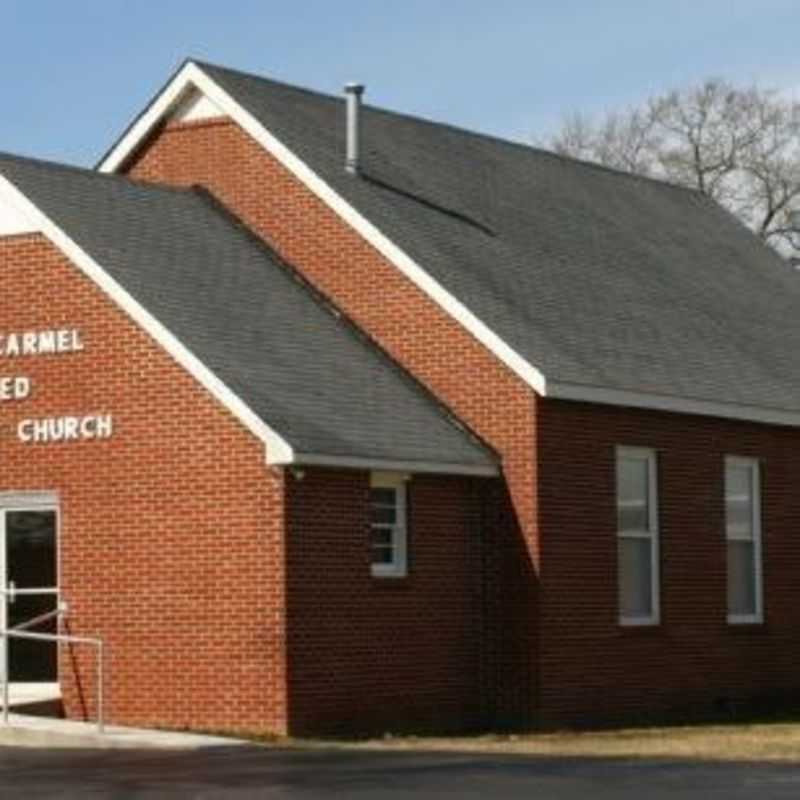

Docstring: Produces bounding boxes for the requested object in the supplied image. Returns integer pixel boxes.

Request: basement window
[370,472,408,578]
[616,447,660,626]
[725,457,763,624]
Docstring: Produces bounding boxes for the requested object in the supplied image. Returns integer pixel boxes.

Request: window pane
[726,465,752,502]
[617,457,649,531]
[728,540,756,617]
[371,547,395,565]
[371,505,396,525]
[371,527,393,547]
[618,499,649,533]
[6,511,57,589]
[370,488,396,506]
[726,465,753,540]
[618,537,653,618]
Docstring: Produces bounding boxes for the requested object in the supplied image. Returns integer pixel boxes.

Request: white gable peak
[168,87,226,123]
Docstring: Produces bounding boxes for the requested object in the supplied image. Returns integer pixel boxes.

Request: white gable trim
[169,88,225,123]
[0,191,38,236]
[0,173,295,465]
[99,62,202,171]
[98,63,548,397]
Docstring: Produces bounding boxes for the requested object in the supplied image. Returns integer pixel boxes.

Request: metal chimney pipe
[344,82,365,175]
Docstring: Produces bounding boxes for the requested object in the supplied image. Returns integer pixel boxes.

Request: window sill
[727,615,764,627]
[619,618,660,628]
[370,570,408,580]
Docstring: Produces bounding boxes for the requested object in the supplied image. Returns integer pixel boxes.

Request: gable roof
[100,61,800,428]
[0,152,496,475]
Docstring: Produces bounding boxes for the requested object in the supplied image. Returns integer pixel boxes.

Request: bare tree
[545,79,800,259]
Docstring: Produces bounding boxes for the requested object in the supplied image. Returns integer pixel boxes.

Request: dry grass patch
[310,721,800,762]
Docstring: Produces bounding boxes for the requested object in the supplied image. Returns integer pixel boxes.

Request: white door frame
[0,492,60,692]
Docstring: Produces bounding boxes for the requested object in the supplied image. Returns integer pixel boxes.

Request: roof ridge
[194,59,704,199]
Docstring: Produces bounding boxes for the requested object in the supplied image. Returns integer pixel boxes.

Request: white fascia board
[549,381,800,428]
[292,452,499,477]
[0,173,295,465]
[97,63,548,397]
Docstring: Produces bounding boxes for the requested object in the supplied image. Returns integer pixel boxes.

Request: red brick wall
[126,119,539,727]
[537,398,800,726]
[285,468,492,736]
[0,234,287,734]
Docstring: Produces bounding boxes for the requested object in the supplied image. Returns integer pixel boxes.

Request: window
[616,447,659,625]
[725,457,763,624]
[370,473,408,577]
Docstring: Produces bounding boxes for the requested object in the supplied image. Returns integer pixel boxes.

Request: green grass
[302,719,800,762]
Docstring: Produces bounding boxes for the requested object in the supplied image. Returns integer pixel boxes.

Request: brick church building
[1,59,799,736]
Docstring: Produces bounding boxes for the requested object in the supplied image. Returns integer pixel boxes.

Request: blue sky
[2,0,800,166]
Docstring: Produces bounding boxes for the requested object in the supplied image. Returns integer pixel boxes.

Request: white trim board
[294,453,497,477]
[549,382,800,429]
[0,491,59,508]
[95,61,800,432]
[0,191,37,236]
[169,88,225,123]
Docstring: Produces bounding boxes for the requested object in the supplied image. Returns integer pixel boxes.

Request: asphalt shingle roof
[200,62,800,415]
[0,153,495,472]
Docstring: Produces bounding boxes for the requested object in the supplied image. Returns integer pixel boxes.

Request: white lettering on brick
[17,415,114,444]
[0,328,84,357]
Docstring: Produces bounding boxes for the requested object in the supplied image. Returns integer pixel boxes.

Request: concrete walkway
[0,712,248,749]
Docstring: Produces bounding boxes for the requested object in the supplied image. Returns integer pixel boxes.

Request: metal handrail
[11,606,63,633]
[0,604,105,734]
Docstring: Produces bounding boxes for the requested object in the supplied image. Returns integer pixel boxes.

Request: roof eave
[549,381,800,429]
[287,452,499,477]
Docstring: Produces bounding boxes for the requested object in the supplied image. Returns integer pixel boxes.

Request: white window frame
[369,472,408,578]
[616,447,660,627]
[725,456,764,625]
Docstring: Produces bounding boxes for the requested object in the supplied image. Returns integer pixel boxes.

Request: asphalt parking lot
[0,745,799,799]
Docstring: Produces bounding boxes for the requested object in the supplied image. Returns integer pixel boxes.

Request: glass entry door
[0,505,58,683]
